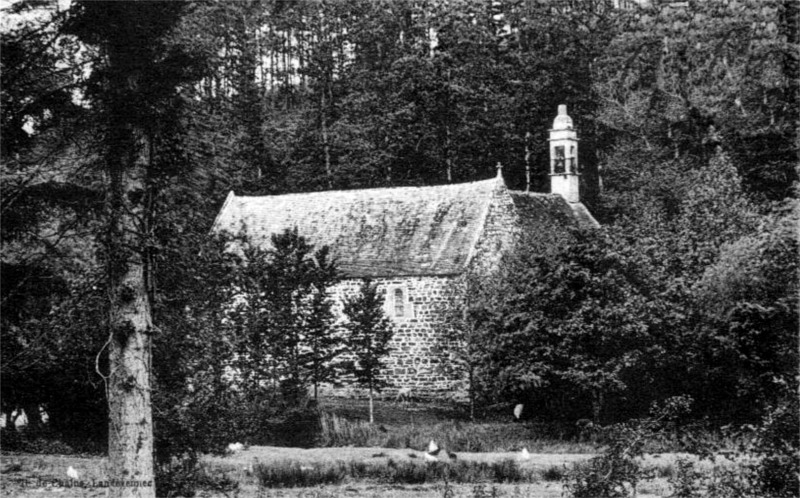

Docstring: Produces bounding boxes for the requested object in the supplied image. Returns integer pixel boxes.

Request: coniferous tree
[63,2,202,494]
[230,228,338,405]
[299,246,340,402]
[435,274,494,421]
[342,280,394,424]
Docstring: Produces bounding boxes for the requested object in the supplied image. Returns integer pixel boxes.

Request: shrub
[257,460,346,488]
[751,393,800,497]
[0,428,78,455]
[668,458,704,498]
[541,465,566,482]
[563,395,692,498]
[156,454,202,498]
[665,391,800,498]
[155,454,238,498]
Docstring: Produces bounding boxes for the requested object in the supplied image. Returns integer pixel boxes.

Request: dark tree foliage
[169,0,612,197]
[151,232,241,456]
[0,1,83,160]
[228,227,339,405]
[342,280,394,424]
[473,228,667,424]
[594,0,798,204]
[0,0,106,446]
[688,201,799,421]
[0,262,108,450]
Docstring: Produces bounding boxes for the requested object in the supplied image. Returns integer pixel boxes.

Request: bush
[155,454,202,498]
[0,428,80,455]
[541,465,566,482]
[668,458,704,498]
[155,454,238,498]
[751,393,800,497]
[264,405,321,447]
[563,396,692,498]
[257,460,346,488]
[663,391,800,498]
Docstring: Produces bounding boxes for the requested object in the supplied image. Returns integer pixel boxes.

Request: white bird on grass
[424,439,441,462]
[513,403,524,420]
[66,466,79,480]
[227,442,244,453]
[518,448,531,461]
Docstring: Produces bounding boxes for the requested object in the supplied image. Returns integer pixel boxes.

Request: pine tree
[342,280,394,424]
[231,228,338,405]
[63,2,201,495]
[299,244,340,402]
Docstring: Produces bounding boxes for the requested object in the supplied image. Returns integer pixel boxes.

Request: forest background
[1,0,797,471]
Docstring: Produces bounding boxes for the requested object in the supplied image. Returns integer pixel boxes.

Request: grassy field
[0,446,683,497]
[314,398,599,454]
[0,399,747,497]
[0,445,748,497]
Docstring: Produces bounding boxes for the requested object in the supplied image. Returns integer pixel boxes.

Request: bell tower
[549,104,580,203]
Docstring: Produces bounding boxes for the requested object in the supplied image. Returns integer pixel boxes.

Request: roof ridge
[508,190,560,197]
[210,190,236,234]
[230,177,499,200]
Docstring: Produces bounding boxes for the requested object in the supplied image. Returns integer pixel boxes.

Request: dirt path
[205,445,593,469]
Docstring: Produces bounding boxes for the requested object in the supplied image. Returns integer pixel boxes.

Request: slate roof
[211,175,598,278]
[212,177,501,278]
[508,192,600,230]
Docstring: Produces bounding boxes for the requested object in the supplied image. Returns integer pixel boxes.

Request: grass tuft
[540,465,566,481]
[255,457,536,488]
[256,460,346,488]
[317,412,381,447]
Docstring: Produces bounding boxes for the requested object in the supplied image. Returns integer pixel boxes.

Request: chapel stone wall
[323,183,522,400]
[326,275,462,399]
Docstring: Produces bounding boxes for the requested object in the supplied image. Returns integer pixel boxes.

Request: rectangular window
[554,146,565,173]
[569,146,577,173]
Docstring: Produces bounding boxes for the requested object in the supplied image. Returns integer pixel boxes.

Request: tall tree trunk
[368,383,374,424]
[445,123,453,183]
[524,132,532,192]
[321,91,333,188]
[106,128,155,498]
[591,390,603,425]
[445,67,453,183]
[468,367,475,421]
[21,404,42,432]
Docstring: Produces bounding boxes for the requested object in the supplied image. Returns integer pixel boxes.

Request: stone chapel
[211,105,598,397]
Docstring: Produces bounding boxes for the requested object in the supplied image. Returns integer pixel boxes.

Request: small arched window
[393,288,405,317]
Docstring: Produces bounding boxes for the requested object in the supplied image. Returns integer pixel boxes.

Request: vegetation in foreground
[2,390,797,498]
